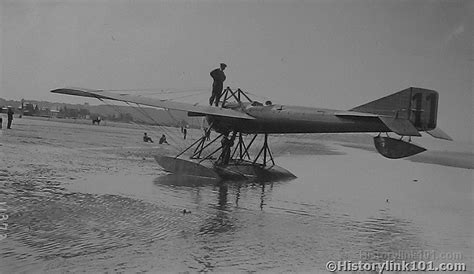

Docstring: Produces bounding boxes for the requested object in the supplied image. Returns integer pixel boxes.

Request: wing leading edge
[51,88,255,120]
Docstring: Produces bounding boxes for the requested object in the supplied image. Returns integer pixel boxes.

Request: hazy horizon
[1,0,472,143]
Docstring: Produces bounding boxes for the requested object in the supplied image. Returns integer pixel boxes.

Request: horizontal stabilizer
[426,128,453,141]
[378,116,421,137]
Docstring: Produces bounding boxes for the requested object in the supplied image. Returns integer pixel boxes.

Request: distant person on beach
[209,63,227,106]
[7,107,14,129]
[92,116,101,125]
[143,132,153,143]
[159,134,169,145]
[183,127,187,140]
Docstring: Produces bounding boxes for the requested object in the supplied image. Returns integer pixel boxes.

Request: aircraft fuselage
[207,103,390,134]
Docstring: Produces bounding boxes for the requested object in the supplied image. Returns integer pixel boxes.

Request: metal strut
[231,133,256,161]
[252,134,275,167]
[175,130,275,168]
[221,87,253,107]
[174,88,277,166]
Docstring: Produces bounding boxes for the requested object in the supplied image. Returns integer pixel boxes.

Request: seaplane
[51,86,452,181]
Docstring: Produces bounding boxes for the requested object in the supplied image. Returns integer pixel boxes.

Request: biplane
[51,86,452,181]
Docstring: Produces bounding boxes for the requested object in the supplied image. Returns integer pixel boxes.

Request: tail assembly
[350,87,452,158]
[351,87,441,132]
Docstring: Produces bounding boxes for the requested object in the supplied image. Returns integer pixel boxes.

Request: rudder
[350,87,439,131]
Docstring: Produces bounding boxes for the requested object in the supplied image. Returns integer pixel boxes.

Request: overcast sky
[1,0,472,143]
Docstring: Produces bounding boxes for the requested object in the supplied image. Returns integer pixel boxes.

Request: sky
[0,0,472,143]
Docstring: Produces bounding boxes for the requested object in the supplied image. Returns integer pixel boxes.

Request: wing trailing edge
[51,87,255,120]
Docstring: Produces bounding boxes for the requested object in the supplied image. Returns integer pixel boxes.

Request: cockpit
[250,100,272,107]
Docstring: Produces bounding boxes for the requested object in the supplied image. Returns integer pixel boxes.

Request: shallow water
[0,118,472,272]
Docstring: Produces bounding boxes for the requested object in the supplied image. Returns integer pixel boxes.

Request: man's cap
[220,63,227,67]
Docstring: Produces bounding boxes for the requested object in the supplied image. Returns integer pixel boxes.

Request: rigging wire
[97,98,182,151]
[103,93,209,153]
[125,102,186,151]
[96,87,278,156]
[101,87,210,96]
[104,87,211,107]
[130,102,203,153]
[165,90,209,101]
[243,90,272,101]
[161,105,208,151]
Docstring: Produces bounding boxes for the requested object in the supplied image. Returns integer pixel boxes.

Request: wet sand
[0,117,472,272]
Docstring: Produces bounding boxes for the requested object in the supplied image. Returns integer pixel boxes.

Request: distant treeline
[0,97,202,128]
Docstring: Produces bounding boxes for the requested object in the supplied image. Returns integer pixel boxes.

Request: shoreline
[3,115,472,170]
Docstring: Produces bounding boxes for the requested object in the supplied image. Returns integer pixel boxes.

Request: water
[0,117,472,272]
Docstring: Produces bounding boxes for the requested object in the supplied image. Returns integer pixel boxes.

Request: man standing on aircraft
[209,63,227,106]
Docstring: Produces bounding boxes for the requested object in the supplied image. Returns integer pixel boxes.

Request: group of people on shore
[143,132,169,144]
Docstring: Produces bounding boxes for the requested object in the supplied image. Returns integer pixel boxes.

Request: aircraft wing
[51,87,255,120]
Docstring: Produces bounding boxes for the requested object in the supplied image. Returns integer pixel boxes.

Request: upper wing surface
[51,87,255,120]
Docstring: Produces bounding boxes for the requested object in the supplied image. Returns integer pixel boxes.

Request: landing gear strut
[153,86,293,180]
[178,131,275,167]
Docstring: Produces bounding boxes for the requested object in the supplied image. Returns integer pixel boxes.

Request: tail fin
[350,87,439,131]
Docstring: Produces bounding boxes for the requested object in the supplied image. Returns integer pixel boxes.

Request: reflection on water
[153,174,274,211]
[154,175,273,240]
[154,174,220,188]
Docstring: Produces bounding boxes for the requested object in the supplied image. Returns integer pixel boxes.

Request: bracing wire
[102,87,210,96]
[244,90,272,102]
[165,90,209,101]
[98,98,183,151]
[96,87,277,156]
[125,102,186,151]
[162,107,202,151]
